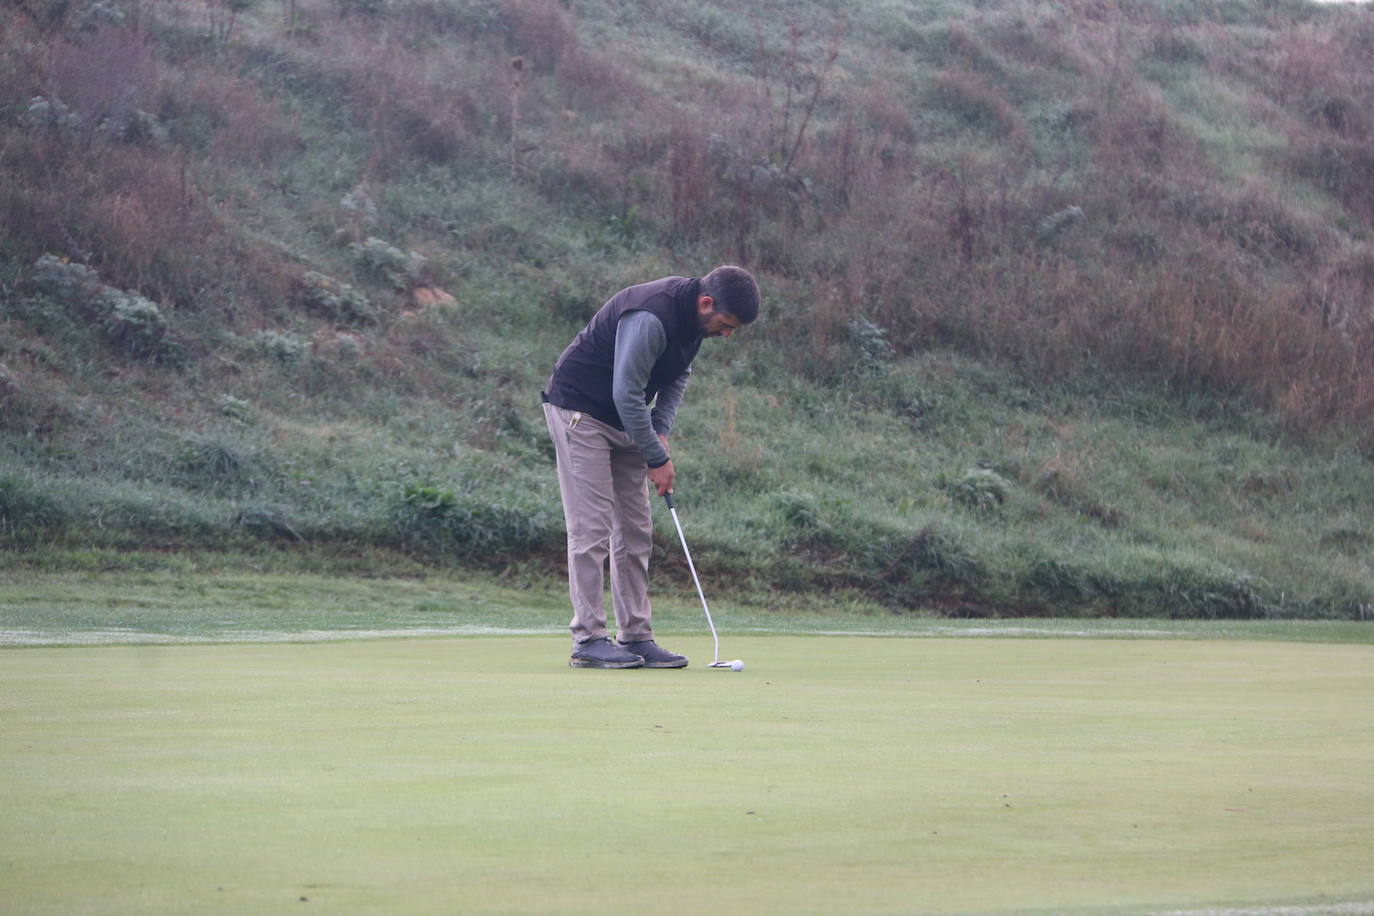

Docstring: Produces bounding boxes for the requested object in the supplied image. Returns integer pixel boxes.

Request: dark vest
[544,276,703,430]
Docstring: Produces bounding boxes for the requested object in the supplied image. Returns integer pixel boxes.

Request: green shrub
[847,317,894,376]
[762,489,831,549]
[32,256,182,364]
[0,474,71,543]
[349,237,426,292]
[173,434,264,491]
[882,527,987,595]
[945,468,1011,515]
[101,290,182,364]
[87,485,226,544]
[32,255,102,303]
[1020,556,1100,608]
[391,481,559,557]
[215,395,255,423]
[22,95,83,131]
[253,330,309,365]
[1115,563,1272,619]
[298,272,377,326]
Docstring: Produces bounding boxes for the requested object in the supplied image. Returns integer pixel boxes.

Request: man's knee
[612,523,653,557]
[568,527,612,557]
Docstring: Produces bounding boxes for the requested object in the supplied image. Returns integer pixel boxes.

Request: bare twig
[509,57,525,180]
[782,41,839,176]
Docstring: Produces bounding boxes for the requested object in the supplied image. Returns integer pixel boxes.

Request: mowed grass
[3,635,1373,915]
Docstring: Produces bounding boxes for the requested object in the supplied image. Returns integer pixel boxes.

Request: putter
[663,492,735,668]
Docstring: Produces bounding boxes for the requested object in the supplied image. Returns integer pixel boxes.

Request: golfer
[542,266,760,669]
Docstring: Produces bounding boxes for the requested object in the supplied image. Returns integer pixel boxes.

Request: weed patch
[3,0,1374,620]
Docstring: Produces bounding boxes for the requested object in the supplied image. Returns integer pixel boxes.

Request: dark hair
[702,265,760,324]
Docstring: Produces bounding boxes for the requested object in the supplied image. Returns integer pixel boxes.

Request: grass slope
[3,636,1372,914]
[3,0,1374,619]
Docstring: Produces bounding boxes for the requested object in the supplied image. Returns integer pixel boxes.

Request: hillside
[2,0,1373,619]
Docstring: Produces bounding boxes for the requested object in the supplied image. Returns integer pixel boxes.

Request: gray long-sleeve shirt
[612,310,690,468]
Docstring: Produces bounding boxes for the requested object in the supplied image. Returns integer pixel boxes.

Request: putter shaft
[664,493,721,666]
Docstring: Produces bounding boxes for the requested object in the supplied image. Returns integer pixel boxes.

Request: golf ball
[730,659,744,672]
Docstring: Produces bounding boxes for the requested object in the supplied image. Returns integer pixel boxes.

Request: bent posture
[542,266,760,668]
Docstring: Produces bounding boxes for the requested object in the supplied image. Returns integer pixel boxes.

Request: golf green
[3,636,1372,914]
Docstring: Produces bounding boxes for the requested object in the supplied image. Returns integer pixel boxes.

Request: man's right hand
[647,460,675,497]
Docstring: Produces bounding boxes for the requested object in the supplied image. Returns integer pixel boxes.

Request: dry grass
[4,0,1374,443]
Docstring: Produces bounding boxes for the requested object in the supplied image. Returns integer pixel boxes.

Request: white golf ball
[730,659,744,672]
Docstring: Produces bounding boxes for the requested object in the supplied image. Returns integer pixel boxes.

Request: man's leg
[607,437,687,668]
[543,404,616,643]
[608,439,654,642]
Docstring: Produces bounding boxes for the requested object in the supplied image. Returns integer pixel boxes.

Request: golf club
[663,492,738,669]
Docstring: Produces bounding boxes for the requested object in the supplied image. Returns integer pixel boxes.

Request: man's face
[696,296,743,338]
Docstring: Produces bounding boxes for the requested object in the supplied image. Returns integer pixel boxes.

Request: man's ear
[697,294,715,314]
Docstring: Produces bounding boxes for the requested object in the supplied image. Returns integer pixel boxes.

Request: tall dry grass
[5,0,1373,442]
[0,13,299,315]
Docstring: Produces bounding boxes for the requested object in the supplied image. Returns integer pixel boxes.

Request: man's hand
[647,459,675,497]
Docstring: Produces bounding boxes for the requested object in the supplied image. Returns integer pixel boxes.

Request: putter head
[707,661,732,667]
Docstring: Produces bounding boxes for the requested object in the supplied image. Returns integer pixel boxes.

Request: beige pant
[543,403,655,644]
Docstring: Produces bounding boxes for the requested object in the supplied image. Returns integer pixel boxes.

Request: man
[542,266,760,669]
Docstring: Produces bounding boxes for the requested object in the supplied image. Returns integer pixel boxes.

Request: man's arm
[612,311,671,469]
[650,368,690,439]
